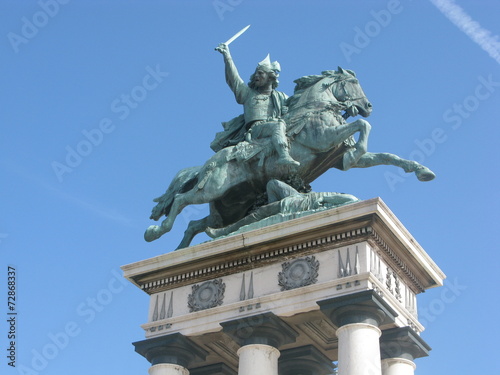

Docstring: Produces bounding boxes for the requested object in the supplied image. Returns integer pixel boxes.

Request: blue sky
[1,0,499,374]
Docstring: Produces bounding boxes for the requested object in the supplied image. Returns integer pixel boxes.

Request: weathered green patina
[144,34,435,249]
[205,179,359,238]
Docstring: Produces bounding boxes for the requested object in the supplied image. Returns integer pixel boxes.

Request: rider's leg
[269,120,300,167]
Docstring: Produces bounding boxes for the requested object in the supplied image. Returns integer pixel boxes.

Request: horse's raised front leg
[351,152,436,181]
[341,119,371,170]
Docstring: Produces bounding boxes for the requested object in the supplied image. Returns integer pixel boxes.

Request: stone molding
[139,226,372,294]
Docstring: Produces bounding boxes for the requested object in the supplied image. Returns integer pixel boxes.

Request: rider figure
[213,43,300,168]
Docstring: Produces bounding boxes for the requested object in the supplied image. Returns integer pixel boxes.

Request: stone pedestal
[122,198,445,375]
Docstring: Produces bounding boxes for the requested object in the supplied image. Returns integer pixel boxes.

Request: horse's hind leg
[144,190,198,242]
[176,216,211,250]
[352,152,436,181]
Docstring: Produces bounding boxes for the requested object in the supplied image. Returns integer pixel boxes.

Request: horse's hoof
[415,167,436,182]
[144,225,161,242]
[205,227,222,238]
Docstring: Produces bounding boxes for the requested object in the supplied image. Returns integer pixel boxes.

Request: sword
[215,25,251,50]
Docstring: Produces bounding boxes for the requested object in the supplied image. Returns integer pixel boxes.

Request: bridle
[324,75,367,119]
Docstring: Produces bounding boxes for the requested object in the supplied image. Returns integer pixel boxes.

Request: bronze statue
[144,28,435,248]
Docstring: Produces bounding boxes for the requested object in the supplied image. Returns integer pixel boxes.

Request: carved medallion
[188,279,225,312]
[278,256,319,291]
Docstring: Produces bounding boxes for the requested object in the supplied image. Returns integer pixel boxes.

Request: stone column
[381,358,416,375]
[380,327,431,375]
[318,290,397,375]
[336,322,382,375]
[134,333,207,375]
[221,312,298,375]
[237,344,280,375]
[148,364,190,375]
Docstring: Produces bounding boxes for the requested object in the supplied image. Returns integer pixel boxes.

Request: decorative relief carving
[149,291,174,332]
[336,247,361,290]
[386,266,393,293]
[369,247,383,282]
[338,247,360,278]
[405,288,418,317]
[278,256,319,291]
[188,279,226,312]
[407,319,420,333]
[393,271,402,302]
[370,229,425,292]
[239,272,259,312]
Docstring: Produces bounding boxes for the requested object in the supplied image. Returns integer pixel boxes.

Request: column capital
[279,345,335,375]
[380,327,431,360]
[133,333,207,367]
[221,312,298,348]
[317,290,397,327]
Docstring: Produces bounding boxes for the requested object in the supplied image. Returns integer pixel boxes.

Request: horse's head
[329,67,372,118]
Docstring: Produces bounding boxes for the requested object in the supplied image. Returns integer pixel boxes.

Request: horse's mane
[287,68,357,109]
[293,70,337,92]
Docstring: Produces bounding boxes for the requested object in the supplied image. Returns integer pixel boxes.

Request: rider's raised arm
[216,43,249,104]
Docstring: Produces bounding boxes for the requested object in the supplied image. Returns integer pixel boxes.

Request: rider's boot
[276,144,300,167]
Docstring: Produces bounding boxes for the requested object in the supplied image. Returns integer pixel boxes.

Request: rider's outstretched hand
[215,43,230,56]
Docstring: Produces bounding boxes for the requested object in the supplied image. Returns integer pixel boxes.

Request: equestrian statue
[144,26,435,249]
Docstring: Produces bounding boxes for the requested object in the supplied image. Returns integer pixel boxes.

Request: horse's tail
[150,166,201,221]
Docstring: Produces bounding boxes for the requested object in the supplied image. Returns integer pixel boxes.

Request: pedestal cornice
[122,198,445,296]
